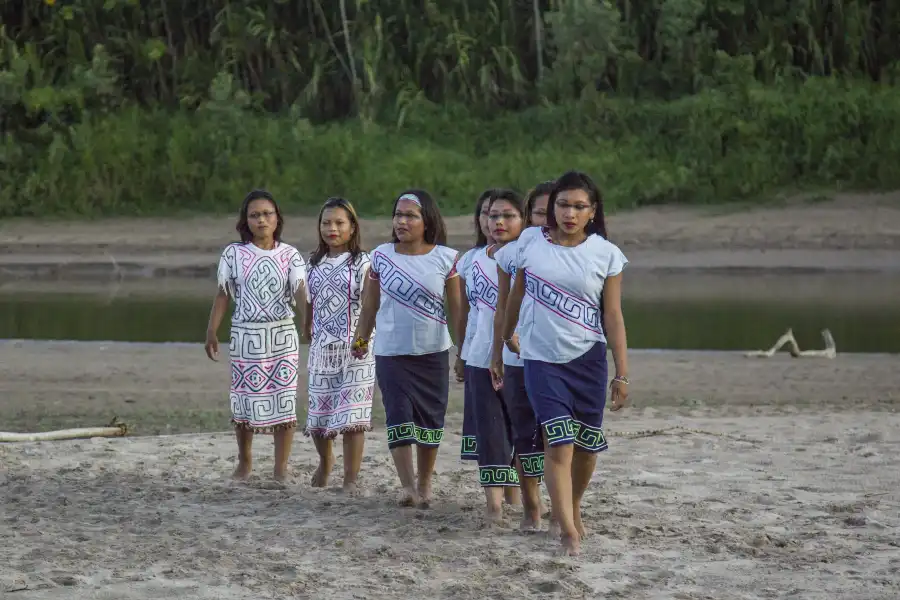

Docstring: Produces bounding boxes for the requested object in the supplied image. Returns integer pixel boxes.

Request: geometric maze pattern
[228,320,299,432]
[523,268,602,336]
[218,242,307,324]
[305,253,377,438]
[542,415,608,453]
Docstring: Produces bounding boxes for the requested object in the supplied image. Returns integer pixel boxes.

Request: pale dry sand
[1,341,899,599]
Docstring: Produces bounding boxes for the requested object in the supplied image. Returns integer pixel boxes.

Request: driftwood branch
[745,328,836,359]
[0,418,128,443]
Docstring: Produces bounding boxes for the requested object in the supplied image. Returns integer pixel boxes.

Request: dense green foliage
[2,0,900,217]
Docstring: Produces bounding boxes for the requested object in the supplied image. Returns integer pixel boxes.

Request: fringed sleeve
[288,248,307,306]
[217,246,235,298]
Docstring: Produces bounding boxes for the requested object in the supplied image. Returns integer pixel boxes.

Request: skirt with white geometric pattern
[229,319,299,433]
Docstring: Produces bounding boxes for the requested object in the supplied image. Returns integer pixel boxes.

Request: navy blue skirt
[460,374,478,460]
[523,342,609,453]
[502,365,544,477]
[375,351,450,450]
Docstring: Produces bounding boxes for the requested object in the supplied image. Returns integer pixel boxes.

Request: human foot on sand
[311,456,334,487]
[519,513,543,533]
[559,532,581,556]
[417,487,433,509]
[342,480,363,496]
[573,511,589,538]
[398,486,419,507]
[231,461,252,481]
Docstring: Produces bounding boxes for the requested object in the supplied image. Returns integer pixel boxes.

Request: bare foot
[342,480,362,496]
[310,456,334,488]
[398,486,419,507]
[559,532,581,556]
[519,513,543,533]
[417,484,433,509]
[485,504,504,525]
[231,461,252,481]
[573,512,590,538]
[274,466,290,483]
[547,518,561,539]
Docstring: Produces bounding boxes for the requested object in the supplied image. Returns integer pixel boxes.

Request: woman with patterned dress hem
[303,197,376,493]
[489,183,555,531]
[454,189,495,462]
[204,190,307,483]
[501,172,631,556]
[351,190,464,509]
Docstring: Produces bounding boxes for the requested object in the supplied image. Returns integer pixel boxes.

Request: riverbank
[2,193,900,282]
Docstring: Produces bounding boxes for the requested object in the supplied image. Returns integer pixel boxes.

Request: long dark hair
[309,196,363,267]
[236,189,284,243]
[524,180,555,226]
[390,189,448,246]
[473,188,495,247]
[488,188,525,221]
[546,171,607,238]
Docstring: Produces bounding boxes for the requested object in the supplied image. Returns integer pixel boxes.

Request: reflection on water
[2,274,899,353]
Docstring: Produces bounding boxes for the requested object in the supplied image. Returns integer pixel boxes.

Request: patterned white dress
[304,252,376,438]
[217,241,306,433]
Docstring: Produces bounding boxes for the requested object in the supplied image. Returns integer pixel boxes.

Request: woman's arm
[444,274,464,346]
[602,274,629,409]
[352,274,380,344]
[490,267,513,387]
[204,289,229,361]
[501,270,526,347]
[303,300,313,342]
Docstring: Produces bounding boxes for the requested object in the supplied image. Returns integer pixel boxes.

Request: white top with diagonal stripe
[463,247,498,369]
[369,242,460,356]
[512,227,628,363]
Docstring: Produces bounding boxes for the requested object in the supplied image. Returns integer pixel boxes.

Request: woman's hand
[350,337,370,359]
[504,333,520,356]
[454,356,466,382]
[609,376,629,411]
[490,358,504,391]
[204,329,219,362]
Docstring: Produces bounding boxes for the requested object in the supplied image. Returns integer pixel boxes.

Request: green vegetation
[3,0,900,217]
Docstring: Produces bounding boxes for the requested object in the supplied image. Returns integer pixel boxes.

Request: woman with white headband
[351,189,463,508]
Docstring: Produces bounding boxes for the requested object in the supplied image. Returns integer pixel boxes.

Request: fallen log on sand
[745,328,836,359]
[0,418,128,443]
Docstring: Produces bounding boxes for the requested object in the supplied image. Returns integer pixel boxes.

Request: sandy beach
[1,341,899,599]
[2,194,900,598]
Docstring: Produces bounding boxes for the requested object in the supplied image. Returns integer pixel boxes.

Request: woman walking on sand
[454,189,495,462]
[351,190,463,508]
[500,171,630,555]
[205,189,307,482]
[303,197,376,494]
[461,188,528,524]
[489,185,552,531]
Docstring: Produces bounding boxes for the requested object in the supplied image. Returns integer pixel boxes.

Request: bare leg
[514,457,543,531]
[415,445,439,508]
[570,449,598,538]
[232,427,253,480]
[342,430,366,493]
[310,434,334,487]
[483,487,505,524]
[389,444,418,506]
[273,427,295,482]
[504,485,521,506]
[543,433,579,555]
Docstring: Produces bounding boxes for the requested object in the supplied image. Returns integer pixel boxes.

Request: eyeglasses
[488,212,521,221]
[248,210,276,220]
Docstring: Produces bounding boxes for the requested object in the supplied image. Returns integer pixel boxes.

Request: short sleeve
[606,244,628,277]
[446,251,460,280]
[216,245,236,297]
[494,242,516,275]
[288,247,307,297]
[368,251,382,281]
[513,227,537,270]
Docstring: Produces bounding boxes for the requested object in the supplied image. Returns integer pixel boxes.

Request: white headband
[398,193,422,207]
